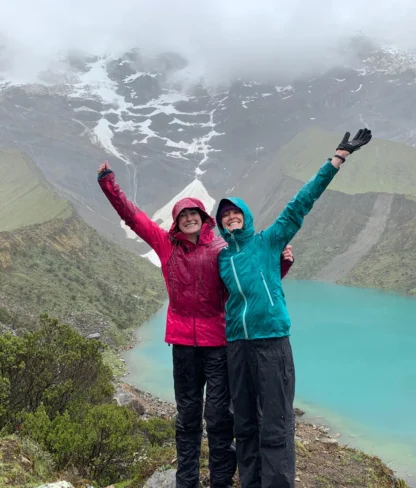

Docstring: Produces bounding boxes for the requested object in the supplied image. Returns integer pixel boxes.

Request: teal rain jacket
[216,160,339,342]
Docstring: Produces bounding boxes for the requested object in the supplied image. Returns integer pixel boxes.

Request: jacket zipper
[193,248,197,346]
[260,271,274,306]
[231,233,240,252]
[230,234,248,339]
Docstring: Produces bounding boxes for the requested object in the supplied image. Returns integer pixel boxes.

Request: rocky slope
[0,149,166,343]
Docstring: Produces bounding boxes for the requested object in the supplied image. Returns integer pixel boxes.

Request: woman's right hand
[98,161,111,174]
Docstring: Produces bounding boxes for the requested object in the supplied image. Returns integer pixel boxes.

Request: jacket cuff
[97,169,113,181]
[323,159,340,175]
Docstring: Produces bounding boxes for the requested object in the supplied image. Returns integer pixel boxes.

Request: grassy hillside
[0,150,71,231]
[240,130,416,295]
[0,150,166,345]
[279,127,416,198]
[341,197,416,294]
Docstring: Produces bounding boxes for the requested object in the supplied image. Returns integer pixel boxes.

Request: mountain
[0,35,415,293]
[231,127,416,294]
[0,150,166,343]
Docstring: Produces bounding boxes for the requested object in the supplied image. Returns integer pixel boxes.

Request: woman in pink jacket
[97,162,293,488]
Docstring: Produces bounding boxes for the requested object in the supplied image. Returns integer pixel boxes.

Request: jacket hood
[169,197,215,237]
[216,197,255,243]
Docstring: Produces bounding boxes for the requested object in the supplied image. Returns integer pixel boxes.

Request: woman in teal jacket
[215,129,372,488]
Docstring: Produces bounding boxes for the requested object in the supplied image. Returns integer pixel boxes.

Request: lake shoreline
[115,378,413,487]
[120,348,416,486]
[120,286,416,486]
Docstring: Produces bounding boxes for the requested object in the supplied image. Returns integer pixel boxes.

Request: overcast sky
[1,0,416,82]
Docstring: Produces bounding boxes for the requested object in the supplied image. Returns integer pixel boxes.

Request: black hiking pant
[173,345,236,488]
[227,337,296,488]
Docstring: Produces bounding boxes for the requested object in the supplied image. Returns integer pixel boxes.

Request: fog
[1,0,416,83]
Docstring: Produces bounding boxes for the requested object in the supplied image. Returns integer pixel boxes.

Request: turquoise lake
[124,280,416,485]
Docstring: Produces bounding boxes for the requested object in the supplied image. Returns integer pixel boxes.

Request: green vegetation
[0,316,409,487]
[278,127,416,198]
[0,436,55,488]
[263,129,416,295]
[0,316,176,487]
[0,149,166,344]
[0,315,113,430]
[0,150,71,232]
[0,214,166,344]
[341,215,416,294]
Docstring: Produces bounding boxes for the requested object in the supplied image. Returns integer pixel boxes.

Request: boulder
[86,332,101,340]
[114,386,146,415]
[144,469,177,487]
[294,408,305,417]
[319,437,338,445]
[130,398,146,415]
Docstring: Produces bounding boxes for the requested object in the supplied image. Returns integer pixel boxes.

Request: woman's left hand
[282,245,294,262]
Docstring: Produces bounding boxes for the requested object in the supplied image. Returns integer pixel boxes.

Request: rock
[144,469,177,487]
[294,408,305,417]
[295,476,301,482]
[86,332,101,340]
[35,482,74,488]
[130,398,146,415]
[114,386,146,415]
[295,435,303,441]
[319,437,338,445]
[20,455,32,465]
[114,390,134,406]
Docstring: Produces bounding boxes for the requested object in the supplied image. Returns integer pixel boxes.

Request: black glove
[337,128,372,154]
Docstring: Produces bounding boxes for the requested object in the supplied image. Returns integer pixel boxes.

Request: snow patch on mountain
[140,178,216,267]
[70,57,129,107]
[141,250,163,267]
[361,45,416,75]
[152,178,215,230]
[93,118,131,163]
[275,85,294,94]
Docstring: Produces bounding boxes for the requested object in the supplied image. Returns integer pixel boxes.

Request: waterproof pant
[173,345,237,488]
[227,337,296,488]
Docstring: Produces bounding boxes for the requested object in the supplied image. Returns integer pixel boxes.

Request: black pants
[173,345,237,488]
[227,337,296,488]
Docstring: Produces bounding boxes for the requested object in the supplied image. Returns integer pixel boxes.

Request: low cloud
[1,0,416,83]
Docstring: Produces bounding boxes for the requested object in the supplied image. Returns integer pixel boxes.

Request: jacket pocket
[260,272,274,306]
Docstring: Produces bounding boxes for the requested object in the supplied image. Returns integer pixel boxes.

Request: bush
[20,435,56,479]
[132,444,177,486]
[138,417,175,446]
[23,403,143,485]
[0,314,114,430]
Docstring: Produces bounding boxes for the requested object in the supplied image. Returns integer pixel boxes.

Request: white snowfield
[118,178,215,268]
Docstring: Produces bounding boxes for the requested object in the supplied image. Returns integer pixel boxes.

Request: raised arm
[264,129,372,251]
[97,162,172,262]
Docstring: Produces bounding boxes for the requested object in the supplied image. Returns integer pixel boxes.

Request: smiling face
[221,208,244,232]
[177,208,203,240]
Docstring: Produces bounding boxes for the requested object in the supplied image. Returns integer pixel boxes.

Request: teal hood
[216,197,255,245]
